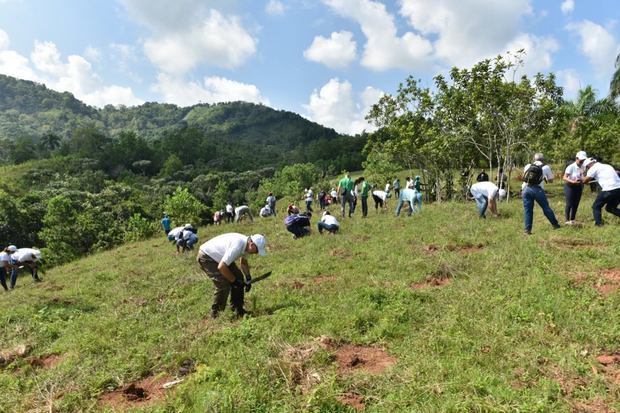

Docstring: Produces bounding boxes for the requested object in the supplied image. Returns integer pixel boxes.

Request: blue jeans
[523,185,560,232]
[473,194,488,218]
[340,192,354,217]
[317,222,339,233]
[305,200,313,212]
[395,199,413,216]
[592,187,620,225]
[287,224,310,238]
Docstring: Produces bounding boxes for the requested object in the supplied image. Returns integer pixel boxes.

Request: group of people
[469,151,620,233]
[162,217,199,253]
[0,245,42,291]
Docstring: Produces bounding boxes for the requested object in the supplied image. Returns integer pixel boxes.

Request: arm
[217,261,238,283]
[239,257,251,281]
[563,172,578,185]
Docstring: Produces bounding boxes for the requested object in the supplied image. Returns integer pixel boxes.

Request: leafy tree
[160,154,183,178]
[163,187,205,226]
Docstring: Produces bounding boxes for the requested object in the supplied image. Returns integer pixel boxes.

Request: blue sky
[0,0,618,134]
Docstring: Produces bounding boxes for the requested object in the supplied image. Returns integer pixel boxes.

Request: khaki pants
[197,253,245,316]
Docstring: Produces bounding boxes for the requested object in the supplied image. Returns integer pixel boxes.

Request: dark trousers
[317,222,339,234]
[523,185,560,232]
[563,184,583,221]
[592,187,620,225]
[0,267,8,291]
[361,196,368,217]
[226,212,234,223]
[394,188,400,198]
[197,254,245,316]
[287,223,310,238]
[372,194,384,211]
[340,192,354,217]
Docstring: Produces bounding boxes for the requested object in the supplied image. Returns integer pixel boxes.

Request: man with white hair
[197,233,267,318]
[522,153,561,234]
[582,158,620,226]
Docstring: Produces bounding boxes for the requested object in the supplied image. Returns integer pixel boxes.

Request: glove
[232,278,244,288]
[245,276,252,293]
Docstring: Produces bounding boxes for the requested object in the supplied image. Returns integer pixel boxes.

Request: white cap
[184,223,192,229]
[576,151,587,160]
[7,245,17,252]
[583,157,596,168]
[498,189,507,199]
[251,234,267,256]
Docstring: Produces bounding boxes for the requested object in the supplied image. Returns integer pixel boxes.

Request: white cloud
[0,33,142,107]
[561,0,574,15]
[557,69,581,100]
[399,0,533,68]
[567,20,620,77]
[304,78,383,134]
[84,46,101,62]
[0,29,9,50]
[322,0,433,71]
[121,1,257,74]
[266,0,286,16]
[304,31,357,69]
[153,73,269,107]
[503,33,559,75]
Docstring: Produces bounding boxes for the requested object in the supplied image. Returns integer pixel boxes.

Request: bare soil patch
[411,263,455,289]
[445,242,485,253]
[338,392,365,410]
[291,281,305,289]
[334,345,396,375]
[0,344,31,366]
[329,248,352,259]
[423,244,439,254]
[28,354,62,369]
[595,353,620,385]
[313,275,337,284]
[548,237,604,250]
[593,269,620,297]
[98,374,174,409]
[571,399,614,413]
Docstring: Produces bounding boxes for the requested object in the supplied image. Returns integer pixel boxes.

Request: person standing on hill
[337,173,354,218]
[521,153,561,234]
[476,170,489,182]
[225,203,234,223]
[197,233,267,318]
[266,192,277,216]
[359,177,370,218]
[305,188,314,213]
[562,151,587,225]
[582,158,620,226]
[469,181,500,219]
[0,245,17,291]
[161,213,171,235]
[318,189,327,210]
[393,178,401,198]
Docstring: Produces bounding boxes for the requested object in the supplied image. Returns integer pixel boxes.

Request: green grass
[1,183,619,412]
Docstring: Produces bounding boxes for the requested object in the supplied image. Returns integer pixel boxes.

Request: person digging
[196,233,267,318]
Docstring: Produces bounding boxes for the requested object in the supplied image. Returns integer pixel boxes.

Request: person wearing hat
[469,181,500,219]
[176,224,198,253]
[317,211,339,234]
[562,151,588,225]
[8,247,42,288]
[521,153,561,234]
[0,245,17,291]
[582,158,620,226]
[161,213,171,235]
[197,233,267,318]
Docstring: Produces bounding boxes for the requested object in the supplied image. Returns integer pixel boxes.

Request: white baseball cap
[583,157,596,168]
[7,245,17,252]
[498,189,507,199]
[251,234,267,256]
[575,151,587,160]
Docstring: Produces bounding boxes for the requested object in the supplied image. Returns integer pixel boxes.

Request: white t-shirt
[564,162,583,182]
[226,204,233,213]
[330,190,337,198]
[0,251,10,263]
[181,229,195,240]
[305,190,313,201]
[12,248,41,263]
[260,206,271,217]
[320,214,339,226]
[199,233,248,266]
[406,180,414,189]
[587,163,620,191]
[168,226,184,238]
[372,190,388,201]
[522,162,554,189]
[470,181,499,199]
[235,205,249,215]
[384,183,390,192]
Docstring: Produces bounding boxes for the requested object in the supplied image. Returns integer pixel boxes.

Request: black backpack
[523,164,543,185]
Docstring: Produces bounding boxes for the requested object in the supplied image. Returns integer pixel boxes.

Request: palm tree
[39,133,61,152]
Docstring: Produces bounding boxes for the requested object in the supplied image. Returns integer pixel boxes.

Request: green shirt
[360,181,370,197]
[338,177,353,192]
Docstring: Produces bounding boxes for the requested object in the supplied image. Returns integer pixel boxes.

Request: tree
[609,53,620,101]
[163,187,205,226]
[40,133,62,152]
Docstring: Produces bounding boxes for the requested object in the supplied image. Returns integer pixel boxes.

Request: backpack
[523,164,544,185]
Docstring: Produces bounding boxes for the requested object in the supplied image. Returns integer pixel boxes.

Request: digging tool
[249,271,273,284]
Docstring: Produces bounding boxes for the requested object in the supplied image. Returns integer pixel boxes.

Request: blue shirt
[161,217,171,231]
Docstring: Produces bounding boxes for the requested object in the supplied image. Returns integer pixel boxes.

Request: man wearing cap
[521,153,561,234]
[582,158,620,226]
[197,233,267,318]
[469,181,500,219]
[562,151,587,225]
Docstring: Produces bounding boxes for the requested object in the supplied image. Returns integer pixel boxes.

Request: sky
[0,0,619,135]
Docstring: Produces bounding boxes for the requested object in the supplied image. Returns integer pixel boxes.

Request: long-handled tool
[249,271,272,284]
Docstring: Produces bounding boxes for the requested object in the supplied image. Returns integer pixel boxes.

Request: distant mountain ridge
[0,74,343,148]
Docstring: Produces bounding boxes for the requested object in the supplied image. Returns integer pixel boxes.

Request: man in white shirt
[372,190,389,212]
[522,153,561,234]
[582,158,620,226]
[225,203,234,223]
[562,151,587,224]
[197,233,267,318]
[234,205,253,223]
[0,245,17,291]
[9,247,42,288]
[469,181,500,219]
[305,188,314,213]
[317,211,340,234]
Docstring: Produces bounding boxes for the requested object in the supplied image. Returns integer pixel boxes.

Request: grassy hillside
[1,185,619,412]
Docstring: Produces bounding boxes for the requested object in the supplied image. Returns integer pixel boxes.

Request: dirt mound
[594,353,620,385]
[423,244,439,254]
[329,248,352,259]
[334,345,396,375]
[594,269,620,296]
[411,263,455,289]
[445,242,485,253]
[28,354,62,369]
[291,281,305,289]
[572,399,614,413]
[98,374,174,409]
[338,392,365,410]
